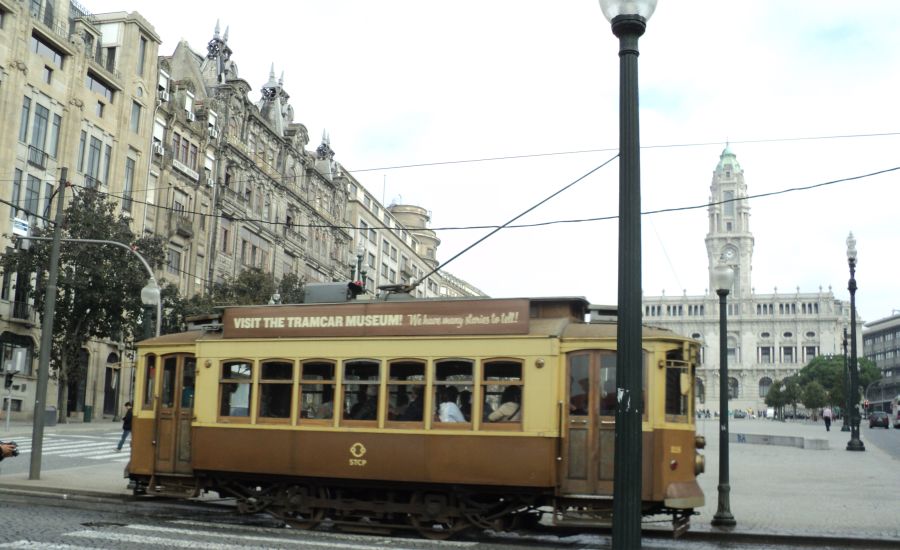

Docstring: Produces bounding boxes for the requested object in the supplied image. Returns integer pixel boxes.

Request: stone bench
[730,432,829,450]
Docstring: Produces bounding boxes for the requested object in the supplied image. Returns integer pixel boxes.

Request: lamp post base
[711,483,737,527]
[840,424,850,432]
[846,439,865,451]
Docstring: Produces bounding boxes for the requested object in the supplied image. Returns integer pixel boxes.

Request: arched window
[727,377,739,399]
[759,377,773,398]
[696,379,706,404]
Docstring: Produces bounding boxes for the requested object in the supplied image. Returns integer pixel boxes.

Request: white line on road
[0,541,104,550]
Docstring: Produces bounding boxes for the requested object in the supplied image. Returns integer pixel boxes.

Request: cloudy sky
[88,0,900,323]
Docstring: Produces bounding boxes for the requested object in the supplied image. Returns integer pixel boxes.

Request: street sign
[12,218,29,237]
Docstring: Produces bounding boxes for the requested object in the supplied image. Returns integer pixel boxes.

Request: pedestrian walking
[116,402,133,451]
[822,406,833,431]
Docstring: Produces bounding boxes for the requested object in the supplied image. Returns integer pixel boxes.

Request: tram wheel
[270,485,325,530]
[408,491,469,540]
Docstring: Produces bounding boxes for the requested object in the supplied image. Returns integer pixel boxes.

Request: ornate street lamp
[711,260,736,527]
[846,232,865,451]
[599,1,657,546]
[140,277,162,338]
[841,328,850,432]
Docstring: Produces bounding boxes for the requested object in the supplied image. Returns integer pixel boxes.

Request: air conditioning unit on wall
[152,143,165,156]
[158,90,170,102]
[185,111,196,122]
[208,126,219,139]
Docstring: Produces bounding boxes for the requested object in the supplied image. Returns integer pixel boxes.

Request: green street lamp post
[599,1,656,547]
[841,328,850,432]
[711,261,736,527]
[846,232,865,451]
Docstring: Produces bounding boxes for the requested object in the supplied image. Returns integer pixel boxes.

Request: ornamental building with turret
[0,3,482,423]
[641,147,855,415]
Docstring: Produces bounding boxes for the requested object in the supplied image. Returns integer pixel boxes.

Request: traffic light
[4,372,13,390]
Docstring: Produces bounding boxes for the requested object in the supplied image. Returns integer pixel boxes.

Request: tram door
[154,354,196,475]
[561,350,616,494]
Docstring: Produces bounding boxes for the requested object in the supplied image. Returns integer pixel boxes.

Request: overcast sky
[87,0,900,323]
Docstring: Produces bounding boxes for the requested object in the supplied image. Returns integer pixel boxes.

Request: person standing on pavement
[116,402,133,451]
[822,406,833,431]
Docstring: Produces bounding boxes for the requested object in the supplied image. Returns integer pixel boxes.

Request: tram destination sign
[221,298,530,338]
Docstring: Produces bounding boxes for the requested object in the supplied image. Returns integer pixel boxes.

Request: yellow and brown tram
[128,292,704,538]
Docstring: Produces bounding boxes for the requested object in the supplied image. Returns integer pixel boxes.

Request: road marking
[0,542,102,550]
[171,520,477,547]
[125,524,463,549]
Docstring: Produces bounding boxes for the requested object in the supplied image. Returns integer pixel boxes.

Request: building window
[130,101,141,132]
[48,114,61,157]
[782,347,796,363]
[95,101,104,118]
[759,377,773,398]
[166,248,181,275]
[759,346,773,364]
[122,157,135,212]
[805,346,818,361]
[19,97,31,142]
[24,175,40,215]
[10,170,22,219]
[86,72,113,102]
[728,377,739,399]
[30,34,64,69]
[42,66,52,84]
[137,36,147,76]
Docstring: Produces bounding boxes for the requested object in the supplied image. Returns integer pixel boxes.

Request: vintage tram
[128,288,705,538]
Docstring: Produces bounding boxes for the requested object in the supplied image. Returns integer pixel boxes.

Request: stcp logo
[349,442,367,467]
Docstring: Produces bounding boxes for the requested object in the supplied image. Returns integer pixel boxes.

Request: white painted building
[642,147,853,415]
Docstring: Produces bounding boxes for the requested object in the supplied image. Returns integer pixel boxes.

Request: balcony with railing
[84,174,102,188]
[27,145,49,170]
[85,44,121,80]
[168,211,194,238]
[30,1,68,39]
[10,300,34,323]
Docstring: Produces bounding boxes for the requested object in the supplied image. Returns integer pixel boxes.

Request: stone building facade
[0,1,161,421]
[0,7,483,421]
[863,312,900,411]
[642,147,853,415]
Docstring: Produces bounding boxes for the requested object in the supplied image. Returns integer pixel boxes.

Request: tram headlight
[695,434,706,449]
[694,453,706,475]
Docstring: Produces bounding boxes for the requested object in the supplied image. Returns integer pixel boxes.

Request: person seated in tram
[397,386,425,421]
[437,386,465,423]
[488,386,522,422]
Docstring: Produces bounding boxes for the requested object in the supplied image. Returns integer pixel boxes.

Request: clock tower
[705,146,754,298]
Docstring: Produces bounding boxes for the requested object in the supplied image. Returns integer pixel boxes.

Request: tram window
[434,359,473,425]
[141,355,156,410]
[387,360,425,422]
[665,351,690,421]
[160,356,177,408]
[259,360,293,420]
[599,353,616,416]
[219,361,253,418]
[569,354,590,415]
[182,357,196,408]
[483,360,523,426]
[299,361,335,421]
[343,360,381,422]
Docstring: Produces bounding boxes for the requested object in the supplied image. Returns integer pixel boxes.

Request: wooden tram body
[129,295,704,538]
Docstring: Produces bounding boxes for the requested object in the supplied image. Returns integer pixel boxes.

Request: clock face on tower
[723,248,736,261]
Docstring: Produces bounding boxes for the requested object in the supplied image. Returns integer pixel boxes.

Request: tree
[801,381,827,415]
[782,377,802,419]
[0,188,164,420]
[765,380,787,420]
[795,354,881,408]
